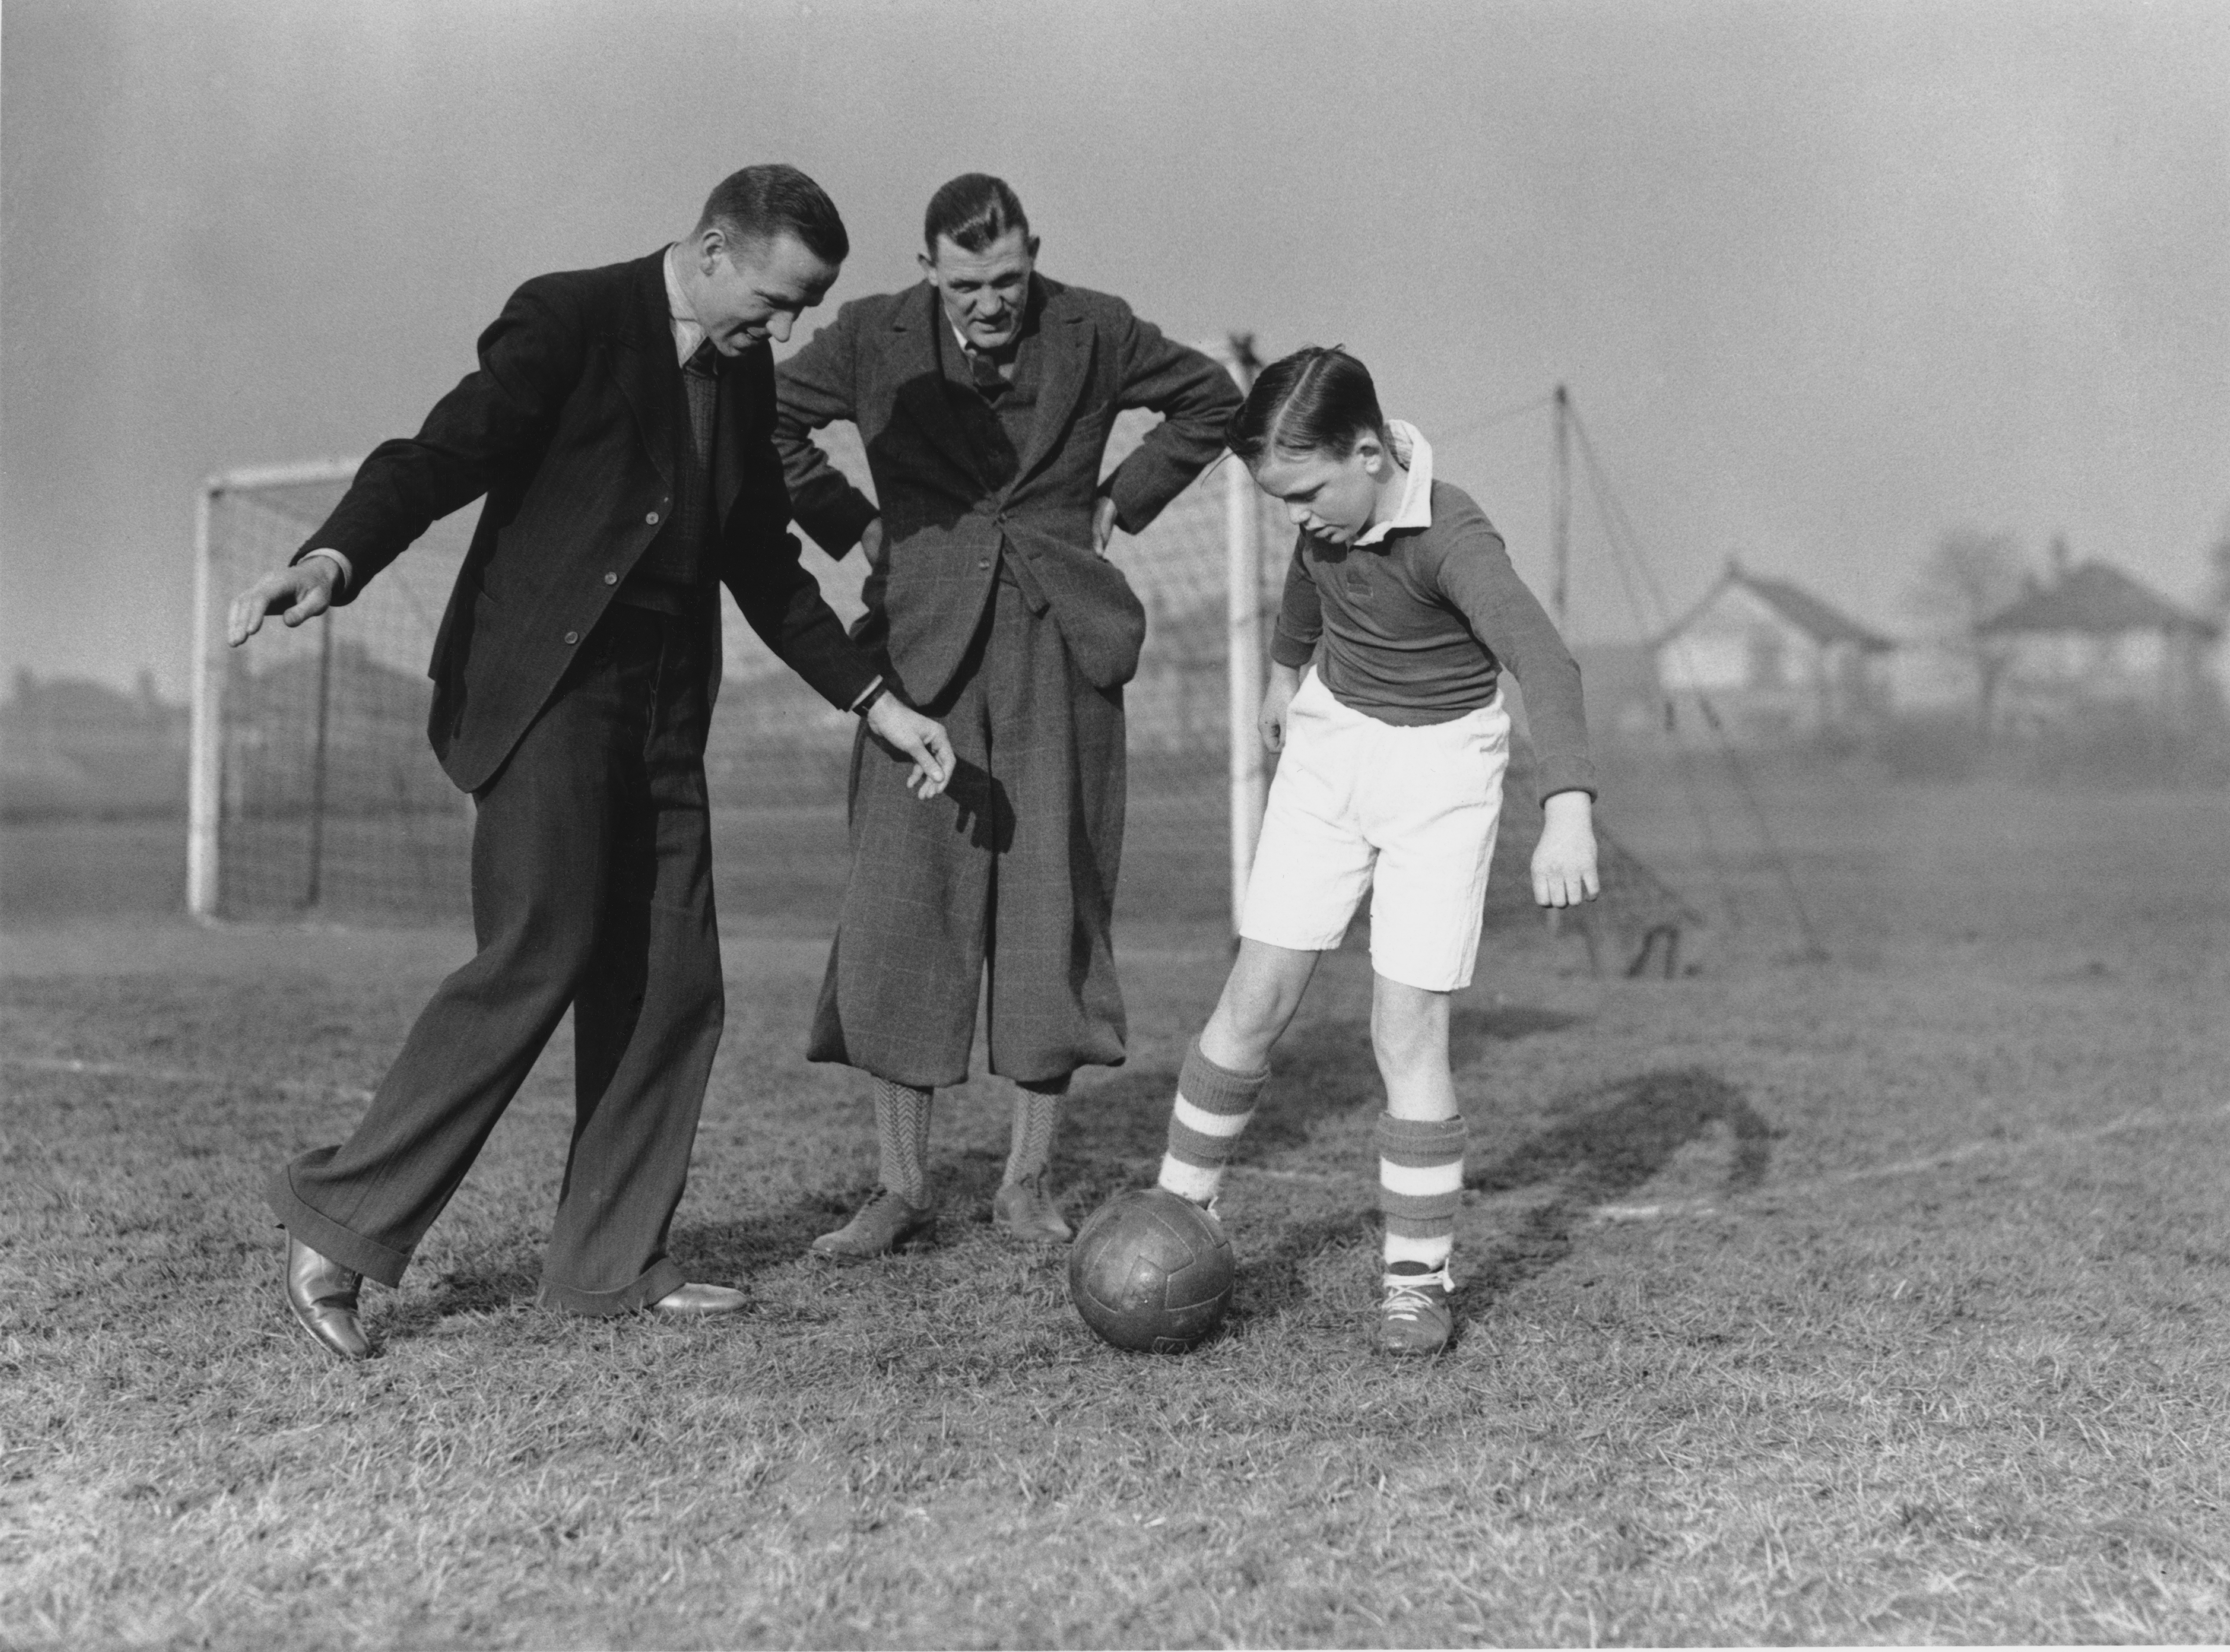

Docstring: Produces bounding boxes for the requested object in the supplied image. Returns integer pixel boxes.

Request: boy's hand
[1092,493,1119,558]
[864,695,954,799]
[857,518,886,570]
[1532,790,1600,908]
[1258,663,1304,752]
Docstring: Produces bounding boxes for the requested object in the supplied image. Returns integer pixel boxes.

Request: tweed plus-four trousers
[267,607,722,1314]
[810,573,1127,1089]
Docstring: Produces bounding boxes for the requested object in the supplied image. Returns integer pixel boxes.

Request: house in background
[1978,551,2221,732]
[1650,559,1894,741]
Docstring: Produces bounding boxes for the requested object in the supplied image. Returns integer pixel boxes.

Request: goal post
[1215,338,1269,933]
[187,459,478,924]
[190,461,372,917]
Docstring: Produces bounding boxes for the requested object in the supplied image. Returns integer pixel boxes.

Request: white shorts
[1239,670,1511,992]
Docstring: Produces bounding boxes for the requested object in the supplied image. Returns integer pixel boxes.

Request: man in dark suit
[227,165,953,1359]
[774,174,1241,1257]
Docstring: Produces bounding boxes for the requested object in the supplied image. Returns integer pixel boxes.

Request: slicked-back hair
[696,164,849,266]
[923,173,1031,255]
[1226,347,1389,464]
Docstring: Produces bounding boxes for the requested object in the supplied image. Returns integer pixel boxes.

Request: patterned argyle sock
[1377,1112,1465,1273]
[1156,1039,1270,1206]
[873,1078,934,1208]
[1003,1076,1067,1186]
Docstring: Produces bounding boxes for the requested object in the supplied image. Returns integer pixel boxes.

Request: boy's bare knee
[1370,981,1448,1061]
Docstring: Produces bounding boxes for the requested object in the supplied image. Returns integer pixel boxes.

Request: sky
[4,0,2226,697]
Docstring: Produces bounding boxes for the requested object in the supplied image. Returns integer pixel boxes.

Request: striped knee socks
[1377,1113,1465,1274]
[873,1078,934,1208]
[1157,1040,1269,1207]
[1003,1077,1067,1186]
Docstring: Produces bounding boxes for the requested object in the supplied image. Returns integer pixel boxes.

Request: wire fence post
[1219,336,1265,935]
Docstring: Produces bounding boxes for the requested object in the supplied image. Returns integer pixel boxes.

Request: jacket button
[646,511,661,525]
[563,630,580,645]
[976,558,991,571]
[603,572,618,585]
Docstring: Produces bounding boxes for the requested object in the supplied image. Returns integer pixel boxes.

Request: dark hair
[697,164,849,265]
[1226,346,1388,463]
[923,173,1031,255]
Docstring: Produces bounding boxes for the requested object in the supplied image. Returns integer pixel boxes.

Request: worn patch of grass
[3,781,2228,1647]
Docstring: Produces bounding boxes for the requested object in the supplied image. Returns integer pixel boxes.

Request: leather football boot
[1377,1261,1455,1357]
[810,1187,935,1262]
[284,1234,373,1361]
[991,1173,1074,1244]
[645,1282,750,1317]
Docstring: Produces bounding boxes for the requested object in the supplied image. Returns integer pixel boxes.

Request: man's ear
[917,250,937,283]
[1025,235,1042,262]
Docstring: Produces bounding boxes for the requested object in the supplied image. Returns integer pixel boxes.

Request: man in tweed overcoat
[774,174,1240,1254]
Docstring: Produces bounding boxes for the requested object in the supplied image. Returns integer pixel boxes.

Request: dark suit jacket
[295,249,877,792]
[773,276,1241,701]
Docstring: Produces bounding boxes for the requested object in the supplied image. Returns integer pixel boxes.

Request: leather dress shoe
[992,1173,1074,1244]
[811,1187,935,1261]
[645,1282,749,1317]
[284,1234,373,1361]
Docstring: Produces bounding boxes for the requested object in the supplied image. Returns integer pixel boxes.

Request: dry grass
[3,778,2227,1647]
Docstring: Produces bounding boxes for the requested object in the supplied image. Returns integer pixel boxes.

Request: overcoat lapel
[888,284,994,489]
[1011,281,1093,489]
[610,251,682,495]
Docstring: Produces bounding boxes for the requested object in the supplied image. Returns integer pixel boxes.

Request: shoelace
[1382,1270,1452,1320]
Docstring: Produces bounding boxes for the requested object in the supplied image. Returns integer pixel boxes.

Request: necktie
[969,349,1009,398]
[682,340,718,467]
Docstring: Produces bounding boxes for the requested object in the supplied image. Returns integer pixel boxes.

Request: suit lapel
[610,249,683,494]
[1011,278,1093,489]
[887,283,994,489]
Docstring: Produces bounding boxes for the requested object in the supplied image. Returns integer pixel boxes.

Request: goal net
[188,345,1689,962]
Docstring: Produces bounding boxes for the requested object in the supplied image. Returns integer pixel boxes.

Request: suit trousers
[266,606,723,1314]
[809,570,1128,1089]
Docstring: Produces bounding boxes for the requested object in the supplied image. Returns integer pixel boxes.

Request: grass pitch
[2,780,2227,1647]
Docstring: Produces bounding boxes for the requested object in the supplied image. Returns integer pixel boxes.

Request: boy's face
[1251,437,1388,544]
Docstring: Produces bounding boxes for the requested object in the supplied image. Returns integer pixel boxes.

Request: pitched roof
[1978,561,2220,639]
[1658,562,1894,651]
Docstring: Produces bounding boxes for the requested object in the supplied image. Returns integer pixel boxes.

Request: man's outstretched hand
[227,557,340,647]
[1532,790,1601,908]
[865,696,954,799]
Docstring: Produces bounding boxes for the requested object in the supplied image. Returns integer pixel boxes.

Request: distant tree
[2204,509,2230,620]
[1903,528,2030,728]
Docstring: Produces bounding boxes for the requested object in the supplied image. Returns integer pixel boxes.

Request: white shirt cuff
[302,548,352,592]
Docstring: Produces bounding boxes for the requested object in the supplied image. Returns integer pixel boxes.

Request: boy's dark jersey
[1269,478,1598,803]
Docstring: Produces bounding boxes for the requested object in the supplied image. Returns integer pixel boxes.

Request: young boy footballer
[1155,346,1600,1356]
